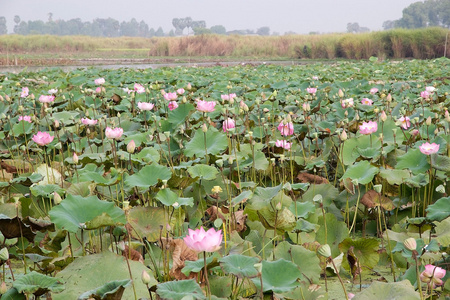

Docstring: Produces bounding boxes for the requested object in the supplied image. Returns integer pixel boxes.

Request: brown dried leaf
[340,177,355,195]
[205,206,247,232]
[111,93,122,104]
[159,237,199,280]
[0,216,36,242]
[361,190,395,211]
[122,245,145,264]
[297,173,329,184]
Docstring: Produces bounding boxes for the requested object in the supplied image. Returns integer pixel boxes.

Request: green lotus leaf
[49,195,125,233]
[252,259,301,293]
[182,256,216,276]
[273,241,322,283]
[342,160,379,185]
[13,271,64,297]
[231,190,253,205]
[395,149,430,175]
[339,237,380,273]
[187,164,219,180]
[156,279,206,300]
[78,279,131,300]
[0,287,27,299]
[301,183,339,207]
[132,147,160,163]
[184,128,228,158]
[219,254,259,278]
[426,197,450,222]
[124,163,172,189]
[316,213,349,258]
[168,103,194,126]
[378,168,411,185]
[353,280,420,300]
[30,184,64,198]
[12,121,33,137]
[128,206,179,242]
[430,153,450,172]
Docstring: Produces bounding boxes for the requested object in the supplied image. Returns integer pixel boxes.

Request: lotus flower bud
[202,123,208,133]
[403,238,417,251]
[0,247,9,261]
[436,185,445,194]
[386,93,392,102]
[318,244,332,258]
[215,159,223,168]
[73,153,79,164]
[426,116,432,126]
[340,130,348,141]
[186,83,192,90]
[380,111,387,122]
[141,270,152,285]
[0,281,7,294]
[254,263,262,274]
[53,192,62,204]
[54,119,60,128]
[338,89,344,98]
[373,184,382,193]
[228,156,234,165]
[127,140,136,154]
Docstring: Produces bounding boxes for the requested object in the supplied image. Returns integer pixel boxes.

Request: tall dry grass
[0,27,449,59]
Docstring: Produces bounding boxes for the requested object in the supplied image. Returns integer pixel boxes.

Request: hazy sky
[1,0,419,34]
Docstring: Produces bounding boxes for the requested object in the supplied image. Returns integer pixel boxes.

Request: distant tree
[193,27,211,35]
[0,16,7,34]
[168,29,175,37]
[172,18,183,35]
[210,25,226,34]
[149,28,156,37]
[139,20,149,37]
[48,12,53,22]
[390,0,450,29]
[155,26,164,37]
[256,26,270,36]
[13,15,20,33]
[347,22,370,33]
[284,31,297,35]
[272,31,280,36]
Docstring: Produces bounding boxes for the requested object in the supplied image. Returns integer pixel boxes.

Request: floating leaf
[78,279,131,300]
[342,160,379,185]
[353,280,420,300]
[49,195,125,233]
[156,279,206,300]
[124,163,171,189]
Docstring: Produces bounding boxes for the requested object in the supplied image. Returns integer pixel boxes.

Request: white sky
[0,0,420,34]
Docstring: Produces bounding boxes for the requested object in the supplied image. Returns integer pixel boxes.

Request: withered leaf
[297,172,329,185]
[122,245,145,264]
[159,237,199,280]
[0,215,36,242]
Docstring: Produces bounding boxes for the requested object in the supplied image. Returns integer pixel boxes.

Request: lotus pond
[0,58,449,300]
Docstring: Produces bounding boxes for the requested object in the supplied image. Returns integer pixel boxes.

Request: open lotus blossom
[420,264,446,288]
[94,78,105,85]
[348,293,355,300]
[312,76,319,80]
[81,118,98,126]
[419,142,440,155]
[39,95,55,103]
[361,98,373,105]
[420,91,430,99]
[168,101,178,111]
[48,88,58,94]
[425,86,436,93]
[105,127,124,140]
[164,92,177,101]
[32,131,54,146]
[223,118,235,132]
[341,98,354,108]
[137,102,154,111]
[359,121,378,135]
[398,116,411,129]
[277,120,294,136]
[176,88,185,95]
[370,87,378,94]
[196,100,216,112]
[21,87,29,98]
[275,139,292,150]
[306,87,317,94]
[18,116,32,123]
[134,83,145,94]
[221,94,230,101]
[183,227,223,252]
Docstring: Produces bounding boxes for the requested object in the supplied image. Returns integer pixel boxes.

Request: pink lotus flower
[183,227,223,252]
[196,100,216,113]
[275,139,292,150]
[137,102,154,111]
[32,131,54,146]
[348,293,355,300]
[105,127,124,140]
[134,83,145,94]
[420,264,446,288]
[306,87,317,94]
[312,76,319,80]
[341,98,354,108]
[168,101,178,111]
[48,88,58,94]
[370,88,378,95]
[81,118,98,126]
[223,118,235,132]
[18,116,32,123]
[95,87,103,94]
[229,93,237,99]
[277,121,294,136]
[164,92,177,101]
[94,78,105,85]
[420,91,430,100]
[359,121,378,135]
[398,116,411,130]
[380,111,387,122]
[221,94,230,101]
[39,95,55,103]
[177,88,185,95]
[361,98,373,106]
[419,142,440,155]
[21,87,29,98]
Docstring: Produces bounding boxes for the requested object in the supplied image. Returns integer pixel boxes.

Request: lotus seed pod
[436,185,445,194]
[403,238,417,251]
[373,184,382,193]
[0,247,9,261]
[318,244,332,258]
